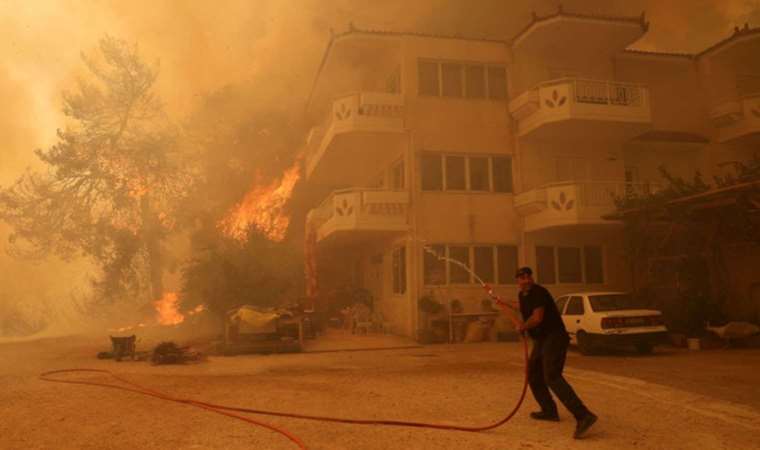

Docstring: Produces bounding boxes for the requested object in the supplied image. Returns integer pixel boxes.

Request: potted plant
[417,294,444,344]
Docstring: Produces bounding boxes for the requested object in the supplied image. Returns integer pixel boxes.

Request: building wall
[615,54,706,136]
[306,28,760,339]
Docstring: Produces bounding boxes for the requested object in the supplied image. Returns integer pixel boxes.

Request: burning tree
[0,36,191,305]
[180,225,302,319]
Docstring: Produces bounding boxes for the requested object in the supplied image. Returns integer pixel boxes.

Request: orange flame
[218,162,301,242]
[154,292,185,326]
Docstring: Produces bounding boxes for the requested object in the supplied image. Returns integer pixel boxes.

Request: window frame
[390,158,406,191]
[565,296,585,316]
[555,296,569,315]
[534,245,606,285]
[420,153,513,194]
[392,245,407,295]
[422,243,519,287]
[417,59,507,101]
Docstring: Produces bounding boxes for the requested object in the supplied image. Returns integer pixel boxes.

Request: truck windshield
[589,294,635,312]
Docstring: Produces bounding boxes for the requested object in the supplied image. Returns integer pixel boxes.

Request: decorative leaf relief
[565,200,575,210]
[544,89,567,109]
[551,201,562,210]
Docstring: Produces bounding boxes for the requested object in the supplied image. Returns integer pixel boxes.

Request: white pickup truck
[555,292,668,355]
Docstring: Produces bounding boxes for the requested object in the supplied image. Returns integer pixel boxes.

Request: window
[423,245,446,285]
[558,247,582,283]
[421,155,443,191]
[565,296,585,315]
[392,246,407,294]
[421,154,512,193]
[441,63,463,97]
[536,246,556,284]
[417,60,506,101]
[418,61,440,96]
[424,244,518,286]
[473,246,495,284]
[535,245,605,285]
[445,156,466,190]
[496,245,518,284]
[487,66,507,99]
[391,160,405,190]
[491,156,513,193]
[584,246,604,284]
[448,246,471,284]
[469,157,489,191]
[465,65,486,98]
[555,296,569,314]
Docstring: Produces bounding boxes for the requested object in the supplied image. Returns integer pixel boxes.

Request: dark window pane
[492,156,513,193]
[584,246,604,284]
[497,245,518,284]
[393,246,407,294]
[565,296,584,315]
[421,155,443,191]
[473,247,495,284]
[391,160,405,190]
[441,63,463,97]
[418,61,439,96]
[488,66,507,100]
[423,245,446,285]
[558,247,582,283]
[469,157,489,191]
[448,246,470,284]
[556,296,569,314]
[445,156,466,190]
[465,65,486,98]
[536,246,556,284]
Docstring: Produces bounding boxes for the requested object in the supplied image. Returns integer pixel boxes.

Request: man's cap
[515,266,533,278]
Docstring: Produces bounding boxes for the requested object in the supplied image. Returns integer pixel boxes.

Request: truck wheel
[635,343,654,354]
[577,331,594,355]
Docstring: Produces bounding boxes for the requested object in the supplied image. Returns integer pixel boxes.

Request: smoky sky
[1,0,759,324]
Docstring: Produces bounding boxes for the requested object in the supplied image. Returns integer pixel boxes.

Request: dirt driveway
[1,336,759,450]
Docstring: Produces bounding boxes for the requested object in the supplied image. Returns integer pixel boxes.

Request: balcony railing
[509,78,651,139]
[515,181,660,231]
[573,79,645,107]
[305,92,405,180]
[308,188,409,243]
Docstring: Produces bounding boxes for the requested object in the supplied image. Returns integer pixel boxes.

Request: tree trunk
[141,195,163,301]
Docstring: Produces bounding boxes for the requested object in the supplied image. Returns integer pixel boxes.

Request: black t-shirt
[519,284,567,339]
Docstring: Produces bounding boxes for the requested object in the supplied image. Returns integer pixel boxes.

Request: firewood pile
[151,341,205,365]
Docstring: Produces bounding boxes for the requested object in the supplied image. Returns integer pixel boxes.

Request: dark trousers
[528,331,589,420]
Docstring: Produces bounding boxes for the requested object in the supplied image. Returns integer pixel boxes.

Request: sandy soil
[1,335,759,450]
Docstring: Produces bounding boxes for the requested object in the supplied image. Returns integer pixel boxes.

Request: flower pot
[687,338,701,351]
[669,332,687,348]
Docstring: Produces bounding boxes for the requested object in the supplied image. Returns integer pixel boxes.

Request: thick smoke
[1,0,758,337]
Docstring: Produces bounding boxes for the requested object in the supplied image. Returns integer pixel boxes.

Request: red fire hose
[39,285,529,450]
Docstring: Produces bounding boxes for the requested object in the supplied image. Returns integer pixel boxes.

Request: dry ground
[1,335,759,450]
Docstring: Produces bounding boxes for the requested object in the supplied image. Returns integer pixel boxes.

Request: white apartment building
[302,9,760,339]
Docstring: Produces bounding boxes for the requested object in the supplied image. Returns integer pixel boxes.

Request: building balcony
[509,78,652,141]
[515,181,658,232]
[304,92,406,185]
[710,95,760,144]
[307,189,410,245]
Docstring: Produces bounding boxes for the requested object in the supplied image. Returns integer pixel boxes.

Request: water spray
[420,242,524,328]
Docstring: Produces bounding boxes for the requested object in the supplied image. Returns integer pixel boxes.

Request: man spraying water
[422,245,597,438]
[504,267,598,439]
